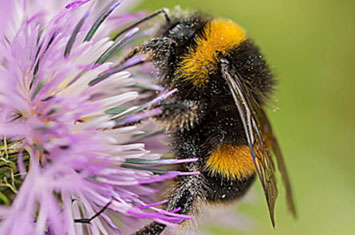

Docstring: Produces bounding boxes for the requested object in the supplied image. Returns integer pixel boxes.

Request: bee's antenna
[112,8,170,41]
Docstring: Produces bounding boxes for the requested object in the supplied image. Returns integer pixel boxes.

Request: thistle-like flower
[0,1,194,234]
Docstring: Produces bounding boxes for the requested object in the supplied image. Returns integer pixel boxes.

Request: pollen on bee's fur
[176,19,248,87]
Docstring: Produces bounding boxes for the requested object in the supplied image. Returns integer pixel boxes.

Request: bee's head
[161,14,209,49]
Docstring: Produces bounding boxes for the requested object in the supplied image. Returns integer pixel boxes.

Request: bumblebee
[117,9,296,235]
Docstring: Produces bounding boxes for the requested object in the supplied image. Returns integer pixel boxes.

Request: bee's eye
[166,23,196,45]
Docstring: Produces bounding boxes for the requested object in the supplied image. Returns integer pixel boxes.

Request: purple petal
[0,0,14,36]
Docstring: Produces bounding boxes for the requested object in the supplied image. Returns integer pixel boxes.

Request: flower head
[0,1,193,234]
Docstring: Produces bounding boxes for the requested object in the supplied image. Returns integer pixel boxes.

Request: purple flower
[0,1,194,234]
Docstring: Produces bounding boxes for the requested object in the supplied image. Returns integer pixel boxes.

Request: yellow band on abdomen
[206,144,255,180]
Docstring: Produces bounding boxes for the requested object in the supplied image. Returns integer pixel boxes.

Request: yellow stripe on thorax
[206,144,255,180]
[177,19,247,87]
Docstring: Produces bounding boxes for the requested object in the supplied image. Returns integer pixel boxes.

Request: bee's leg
[133,222,166,235]
[134,102,207,235]
[134,165,205,235]
[74,201,111,224]
[153,100,206,131]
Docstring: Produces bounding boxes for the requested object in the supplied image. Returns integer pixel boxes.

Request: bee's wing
[220,59,278,226]
[256,108,297,218]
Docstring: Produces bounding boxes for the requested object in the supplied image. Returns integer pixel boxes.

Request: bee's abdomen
[205,144,256,180]
[204,172,255,202]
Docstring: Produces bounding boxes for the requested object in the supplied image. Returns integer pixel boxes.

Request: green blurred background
[136,0,355,234]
